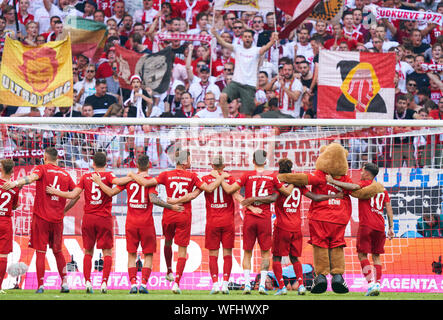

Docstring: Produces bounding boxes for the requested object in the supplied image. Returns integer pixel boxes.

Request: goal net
[1,118,442,293]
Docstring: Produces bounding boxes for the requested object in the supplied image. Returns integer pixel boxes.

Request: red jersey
[357,180,390,232]
[201,174,236,227]
[32,163,76,223]
[77,171,116,217]
[173,0,210,29]
[275,183,309,232]
[155,169,204,222]
[0,179,19,219]
[118,176,157,228]
[307,170,352,225]
[236,170,282,218]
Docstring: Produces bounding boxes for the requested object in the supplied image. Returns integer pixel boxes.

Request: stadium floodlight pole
[1,116,443,128]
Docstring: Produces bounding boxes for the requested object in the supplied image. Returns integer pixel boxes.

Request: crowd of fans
[0,0,442,169]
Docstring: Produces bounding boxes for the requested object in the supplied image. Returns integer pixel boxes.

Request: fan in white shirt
[193,92,224,118]
[134,0,158,26]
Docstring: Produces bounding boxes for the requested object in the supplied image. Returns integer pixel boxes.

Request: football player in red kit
[2,147,76,293]
[0,159,20,293]
[218,150,292,295]
[326,162,394,296]
[47,151,131,294]
[91,154,184,294]
[128,149,225,294]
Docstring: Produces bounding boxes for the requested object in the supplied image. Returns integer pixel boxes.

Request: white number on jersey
[171,181,189,199]
[370,193,385,212]
[252,180,268,197]
[283,187,301,209]
[129,183,146,203]
[213,186,224,204]
[0,192,12,214]
[91,182,102,201]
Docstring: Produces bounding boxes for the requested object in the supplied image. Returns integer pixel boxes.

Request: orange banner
[0,36,73,107]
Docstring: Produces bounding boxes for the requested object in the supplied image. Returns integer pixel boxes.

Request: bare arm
[325,175,361,191]
[233,191,262,214]
[304,191,344,202]
[64,196,80,214]
[46,186,83,199]
[150,193,184,212]
[386,201,394,240]
[259,32,280,56]
[167,188,202,204]
[2,173,39,190]
[241,192,278,207]
[111,176,133,186]
[211,27,233,51]
[43,0,53,12]
[220,180,241,194]
[199,174,224,193]
[91,174,124,197]
[128,172,158,187]
[185,43,195,83]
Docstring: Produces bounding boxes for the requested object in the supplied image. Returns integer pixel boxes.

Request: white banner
[375,7,443,26]
[214,0,274,12]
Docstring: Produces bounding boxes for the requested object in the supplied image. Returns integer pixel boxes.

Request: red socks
[223,255,232,282]
[141,267,151,285]
[360,259,373,282]
[164,245,173,275]
[209,256,218,284]
[272,260,285,289]
[374,264,382,283]
[292,261,304,286]
[36,251,46,288]
[175,257,186,284]
[83,254,92,282]
[0,257,7,289]
[128,267,137,285]
[53,251,67,282]
[102,255,112,284]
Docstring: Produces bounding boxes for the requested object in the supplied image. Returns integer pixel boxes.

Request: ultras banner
[0,36,73,107]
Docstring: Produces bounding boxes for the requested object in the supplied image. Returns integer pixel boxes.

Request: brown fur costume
[278,143,384,293]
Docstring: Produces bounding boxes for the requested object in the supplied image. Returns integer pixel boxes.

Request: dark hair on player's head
[242,29,255,37]
[137,154,150,171]
[363,162,379,178]
[278,158,293,174]
[253,149,267,166]
[93,151,107,168]
[175,149,190,165]
[0,159,14,175]
[45,147,58,161]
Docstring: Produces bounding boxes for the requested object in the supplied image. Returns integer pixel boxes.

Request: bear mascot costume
[278,142,384,294]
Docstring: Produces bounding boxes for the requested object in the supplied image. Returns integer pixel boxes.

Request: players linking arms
[90,172,184,213]
[127,168,226,194]
[325,163,394,237]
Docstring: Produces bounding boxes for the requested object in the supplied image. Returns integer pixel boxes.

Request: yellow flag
[0,36,73,107]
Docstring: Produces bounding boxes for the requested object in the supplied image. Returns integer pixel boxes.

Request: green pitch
[0,289,442,300]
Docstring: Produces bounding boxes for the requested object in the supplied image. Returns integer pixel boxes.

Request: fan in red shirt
[46,151,130,294]
[0,159,20,293]
[92,154,183,294]
[218,150,291,295]
[129,149,225,294]
[2,147,76,293]
[172,0,210,29]
[326,162,394,297]
[244,158,344,296]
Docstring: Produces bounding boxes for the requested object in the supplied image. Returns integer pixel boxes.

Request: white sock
[244,269,251,286]
[260,270,267,287]
[212,281,219,288]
